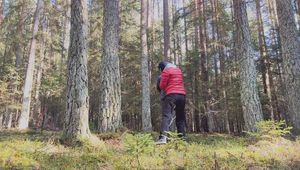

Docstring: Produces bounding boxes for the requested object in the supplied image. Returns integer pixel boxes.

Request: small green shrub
[123,133,154,168]
[248,120,292,140]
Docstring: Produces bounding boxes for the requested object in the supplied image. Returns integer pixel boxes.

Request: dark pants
[160,94,186,136]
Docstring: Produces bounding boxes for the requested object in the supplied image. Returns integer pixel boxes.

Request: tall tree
[141,0,152,131]
[18,0,43,129]
[233,0,263,132]
[14,0,26,69]
[255,0,274,120]
[98,0,122,132]
[163,0,170,61]
[63,0,91,141]
[33,18,47,128]
[192,0,201,132]
[61,0,71,68]
[199,0,210,132]
[275,0,300,134]
[215,0,230,133]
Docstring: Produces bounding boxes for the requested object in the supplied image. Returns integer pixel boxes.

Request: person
[156,61,187,144]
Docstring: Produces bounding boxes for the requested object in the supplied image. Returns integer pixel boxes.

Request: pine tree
[18,0,43,129]
[275,0,300,134]
[98,0,122,132]
[63,0,91,141]
[141,0,152,131]
[233,0,263,132]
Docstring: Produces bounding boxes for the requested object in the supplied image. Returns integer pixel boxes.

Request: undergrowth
[0,124,299,169]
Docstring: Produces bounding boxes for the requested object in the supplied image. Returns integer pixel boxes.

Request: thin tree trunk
[0,113,3,129]
[255,0,275,120]
[267,0,281,120]
[14,0,26,69]
[275,0,300,135]
[215,0,230,133]
[3,112,12,129]
[63,0,91,141]
[193,0,201,132]
[211,0,222,132]
[183,0,188,58]
[98,0,122,133]
[163,0,170,61]
[171,0,176,64]
[267,0,280,56]
[141,0,152,131]
[61,0,71,68]
[18,0,43,129]
[198,0,209,132]
[233,0,263,132]
[33,18,47,128]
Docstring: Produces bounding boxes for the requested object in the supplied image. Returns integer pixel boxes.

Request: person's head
[158,61,168,72]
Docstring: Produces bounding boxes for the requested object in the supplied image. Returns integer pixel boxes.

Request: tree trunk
[163,0,170,61]
[18,0,43,129]
[3,112,12,129]
[63,0,91,141]
[255,0,275,120]
[141,0,152,131]
[98,0,122,133]
[275,0,300,135]
[14,0,26,69]
[233,0,263,132]
[183,0,188,58]
[61,0,71,68]
[193,0,201,132]
[33,19,47,128]
[0,113,3,129]
[198,0,209,132]
[267,0,280,56]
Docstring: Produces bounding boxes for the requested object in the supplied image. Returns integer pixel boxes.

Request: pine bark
[98,0,122,133]
[275,0,300,134]
[233,0,263,132]
[63,0,91,140]
[141,0,152,131]
[18,0,43,129]
[163,0,170,61]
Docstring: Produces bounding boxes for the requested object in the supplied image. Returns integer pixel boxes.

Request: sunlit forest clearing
[1,0,300,169]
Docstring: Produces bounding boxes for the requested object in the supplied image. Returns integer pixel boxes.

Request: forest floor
[0,130,300,169]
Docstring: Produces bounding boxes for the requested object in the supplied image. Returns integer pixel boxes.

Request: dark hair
[158,61,168,72]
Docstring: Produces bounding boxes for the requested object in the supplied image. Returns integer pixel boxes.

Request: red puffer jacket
[160,67,186,95]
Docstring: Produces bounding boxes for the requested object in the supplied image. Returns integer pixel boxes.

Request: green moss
[0,130,299,169]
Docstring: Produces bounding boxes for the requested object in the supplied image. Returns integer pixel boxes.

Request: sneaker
[178,134,187,142]
[155,135,167,145]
